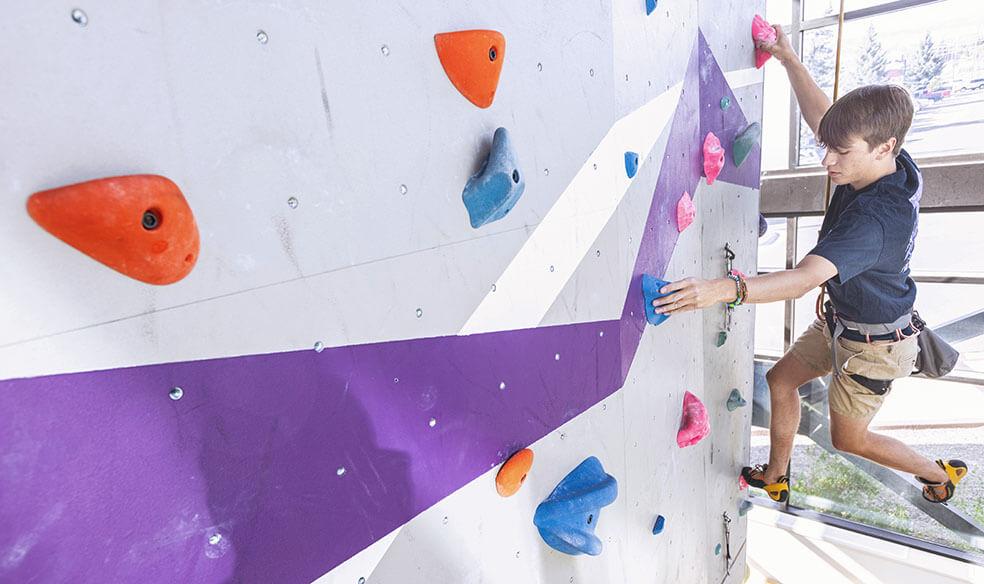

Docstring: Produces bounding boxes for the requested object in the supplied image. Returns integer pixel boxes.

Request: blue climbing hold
[642,274,671,326]
[624,151,639,178]
[738,499,753,517]
[646,0,658,16]
[462,127,526,228]
[652,515,665,535]
[533,456,618,556]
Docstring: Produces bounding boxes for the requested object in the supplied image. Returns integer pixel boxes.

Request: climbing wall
[0,2,763,583]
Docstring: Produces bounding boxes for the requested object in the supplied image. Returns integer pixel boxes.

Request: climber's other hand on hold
[757,25,797,67]
[652,277,735,316]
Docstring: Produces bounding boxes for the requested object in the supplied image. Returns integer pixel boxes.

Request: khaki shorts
[788,319,920,419]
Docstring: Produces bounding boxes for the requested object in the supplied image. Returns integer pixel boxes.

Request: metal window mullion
[783,217,799,352]
[787,0,804,169]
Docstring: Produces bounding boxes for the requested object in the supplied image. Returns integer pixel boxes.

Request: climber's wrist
[715,277,739,304]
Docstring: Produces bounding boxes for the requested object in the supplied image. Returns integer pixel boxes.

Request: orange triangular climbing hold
[434,29,505,109]
[27,174,200,285]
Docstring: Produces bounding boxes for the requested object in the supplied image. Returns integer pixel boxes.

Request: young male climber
[651,25,968,504]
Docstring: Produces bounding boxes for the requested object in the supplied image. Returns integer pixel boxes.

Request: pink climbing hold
[752,15,777,69]
[676,391,710,448]
[676,191,695,233]
[739,475,749,491]
[703,132,725,185]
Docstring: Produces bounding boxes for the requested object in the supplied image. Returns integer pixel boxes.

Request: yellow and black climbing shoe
[763,476,789,503]
[741,464,770,488]
[741,464,789,502]
[918,459,969,504]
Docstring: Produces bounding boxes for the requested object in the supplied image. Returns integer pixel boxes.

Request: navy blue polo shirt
[809,149,921,324]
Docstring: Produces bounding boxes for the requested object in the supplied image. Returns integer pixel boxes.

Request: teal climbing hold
[738,499,753,517]
[720,96,732,110]
[462,127,526,228]
[652,515,665,535]
[645,0,658,15]
[732,122,762,168]
[715,543,722,556]
[727,389,748,411]
[716,331,728,347]
[642,274,670,326]
[625,151,639,178]
[533,456,618,556]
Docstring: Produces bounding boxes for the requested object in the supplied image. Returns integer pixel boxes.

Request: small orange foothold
[27,174,200,285]
[496,448,534,497]
[434,30,505,109]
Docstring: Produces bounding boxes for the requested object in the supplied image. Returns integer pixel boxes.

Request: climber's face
[821,134,896,190]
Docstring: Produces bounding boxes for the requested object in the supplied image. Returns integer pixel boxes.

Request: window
[753,212,984,561]
[763,0,984,168]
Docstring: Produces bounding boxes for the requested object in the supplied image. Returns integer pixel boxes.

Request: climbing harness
[821,300,915,387]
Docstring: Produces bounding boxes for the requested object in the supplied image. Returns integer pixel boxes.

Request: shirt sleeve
[809,211,885,283]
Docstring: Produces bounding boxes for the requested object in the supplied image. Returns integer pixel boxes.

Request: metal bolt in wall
[71,8,88,26]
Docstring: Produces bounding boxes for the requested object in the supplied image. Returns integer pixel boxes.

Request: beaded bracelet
[726,269,748,309]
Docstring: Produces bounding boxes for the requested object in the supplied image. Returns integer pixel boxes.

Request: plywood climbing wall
[0,1,764,583]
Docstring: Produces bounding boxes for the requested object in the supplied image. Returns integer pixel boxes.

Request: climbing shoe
[917,459,969,504]
[741,464,790,503]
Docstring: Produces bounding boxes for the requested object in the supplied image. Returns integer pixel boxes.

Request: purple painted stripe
[697,32,762,190]
[620,35,703,379]
[0,31,755,584]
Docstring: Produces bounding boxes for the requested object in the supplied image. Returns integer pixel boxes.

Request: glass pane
[797,0,984,165]
[758,218,788,270]
[788,432,984,559]
[754,300,786,356]
[913,282,984,378]
[763,0,796,171]
[751,360,984,559]
[910,212,984,278]
[803,0,901,20]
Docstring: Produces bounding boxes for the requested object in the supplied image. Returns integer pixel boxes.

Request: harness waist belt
[822,301,916,379]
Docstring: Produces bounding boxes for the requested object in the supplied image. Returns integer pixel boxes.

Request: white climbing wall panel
[0,1,763,583]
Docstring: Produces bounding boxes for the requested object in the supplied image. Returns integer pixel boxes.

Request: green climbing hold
[727,389,748,411]
[732,122,762,168]
[714,543,722,556]
[716,331,728,347]
[719,96,731,110]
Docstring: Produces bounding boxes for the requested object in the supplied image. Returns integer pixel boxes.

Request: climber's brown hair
[817,85,914,156]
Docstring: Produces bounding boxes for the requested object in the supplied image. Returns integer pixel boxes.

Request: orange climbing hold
[27,174,200,285]
[434,30,505,109]
[496,448,534,497]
